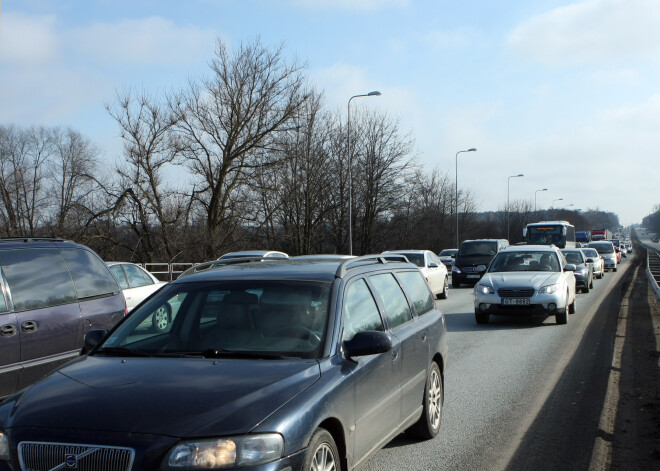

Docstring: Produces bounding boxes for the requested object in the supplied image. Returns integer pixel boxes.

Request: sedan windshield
[98,280,331,359]
[489,251,560,272]
[588,243,614,254]
[395,253,424,267]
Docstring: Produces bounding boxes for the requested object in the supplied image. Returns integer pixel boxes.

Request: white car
[473,245,577,325]
[580,247,605,279]
[106,262,170,332]
[383,249,449,299]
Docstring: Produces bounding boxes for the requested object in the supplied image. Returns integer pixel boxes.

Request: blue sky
[1,0,659,226]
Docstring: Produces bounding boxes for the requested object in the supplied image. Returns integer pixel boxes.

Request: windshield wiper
[199,348,286,360]
[93,346,152,357]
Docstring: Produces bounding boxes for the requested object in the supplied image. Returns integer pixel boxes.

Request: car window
[0,282,8,313]
[343,279,384,342]
[61,248,119,299]
[109,265,129,289]
[0,248,77,311]
[124,264,152,288]
[562,251,583,264]
[396,271,434,315]
[369,273,413,329]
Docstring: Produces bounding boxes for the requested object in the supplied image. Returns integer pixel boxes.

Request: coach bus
[523,220,576,249]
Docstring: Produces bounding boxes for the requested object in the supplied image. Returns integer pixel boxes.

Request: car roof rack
[0,237,69,243]
[335,254,410,278]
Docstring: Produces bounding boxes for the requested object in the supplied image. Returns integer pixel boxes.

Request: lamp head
[368,91,382,96]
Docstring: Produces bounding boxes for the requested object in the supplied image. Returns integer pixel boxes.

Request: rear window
[61,248,119,299]
[0,248,77,311]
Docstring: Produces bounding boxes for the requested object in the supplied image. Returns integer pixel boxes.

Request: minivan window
[61,248,119,299]
[343,279,384,341]
[370,273,413,329]
[397,271,434,315]
[0,248,77,311]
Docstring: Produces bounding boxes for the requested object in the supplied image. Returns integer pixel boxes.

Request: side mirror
[343,331,393,359]
[81,329,107,355]
[564,264,576,272]
[586,258,594,263]
[451,254,456,259]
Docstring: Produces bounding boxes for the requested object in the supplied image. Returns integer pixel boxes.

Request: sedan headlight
[575,267,588,275]
[0,431,9,461]
[165,434,283,469]
[539,283,560,294]
[452,266,461,274]
[475,283,494,294]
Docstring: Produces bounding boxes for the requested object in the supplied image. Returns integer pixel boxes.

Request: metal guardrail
[144,262,196,281]
[647,248,660,301]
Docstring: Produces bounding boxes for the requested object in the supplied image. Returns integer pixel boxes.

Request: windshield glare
[100,280,331,359]
[489,251,560,272]
[459,242,497,257]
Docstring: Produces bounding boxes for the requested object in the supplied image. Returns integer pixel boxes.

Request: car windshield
[588,243,614,254]
[439,250,457,257]
[458,242,497,257]
[582,249,598,258]
[98,280,331,359]
[395,253,424,267]
[561,251,584,264]
[489,251,560,272]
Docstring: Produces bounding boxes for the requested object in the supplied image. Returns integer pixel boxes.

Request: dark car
[438,249,458,268]
[0,238,126,401]
[561,249,594,293]
[0,255,448,471]
[452,239,508,288]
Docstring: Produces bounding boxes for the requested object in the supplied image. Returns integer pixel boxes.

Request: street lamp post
[455,148,477,248]
[347,91,381,255]
[552,198,564,207]
[507,174,524,241]
[534,188,548,212]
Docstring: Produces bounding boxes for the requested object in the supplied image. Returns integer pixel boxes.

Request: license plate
[502,298,530,306]
[466,274,481,279]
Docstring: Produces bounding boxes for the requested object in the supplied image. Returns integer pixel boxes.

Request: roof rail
[335,254,410,278]
[0,237,69,243]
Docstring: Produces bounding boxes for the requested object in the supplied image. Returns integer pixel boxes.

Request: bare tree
[171,37,310,257]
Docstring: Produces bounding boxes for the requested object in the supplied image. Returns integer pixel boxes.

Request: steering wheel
[271,325,321,343]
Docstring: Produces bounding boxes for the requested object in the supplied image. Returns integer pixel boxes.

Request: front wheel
[438,277,449,299]
[568,296,576,314]
[303,428,341,471]
[406,362,443,439]
[613,267,618,272]
[475,310,490,324]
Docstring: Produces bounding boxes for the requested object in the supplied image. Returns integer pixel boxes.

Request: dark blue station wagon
[0,255,448,471]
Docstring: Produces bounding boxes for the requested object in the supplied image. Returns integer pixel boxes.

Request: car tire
[613,267,617,272]
[452,280,461,289]
[583,284,589,294]
[475,310,489,324]
[152,302,172,333]
[589,278,594,289]
[438,277,449,299]
[406,362,443,439]
[303,428,341,471]
[568,296,576,314]
[556,307,568,324]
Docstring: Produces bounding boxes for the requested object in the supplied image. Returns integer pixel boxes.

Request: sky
[1,0,658,226]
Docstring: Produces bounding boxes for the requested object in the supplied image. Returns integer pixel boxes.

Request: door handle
[21,320,38,333]
[1,324,17,337]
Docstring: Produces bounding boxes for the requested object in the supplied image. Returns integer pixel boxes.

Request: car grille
[18,442,134,471]
[461,266,481,273]
[498,288,535,298]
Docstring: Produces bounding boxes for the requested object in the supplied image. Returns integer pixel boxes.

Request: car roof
[0,237,81,249]
[383,250,429,254]
[499,245,558,253]
[173,255,415,284]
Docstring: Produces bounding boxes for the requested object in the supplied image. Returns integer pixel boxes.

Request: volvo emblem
[65,454,78,468]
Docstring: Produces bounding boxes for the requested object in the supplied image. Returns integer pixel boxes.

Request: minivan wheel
[303,428,340,471]
[406,362,443,439]
[438,277,449,299]
[152,302,172,333]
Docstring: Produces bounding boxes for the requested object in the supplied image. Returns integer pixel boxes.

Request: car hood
[1,355,320,437]
[480,272,559,289]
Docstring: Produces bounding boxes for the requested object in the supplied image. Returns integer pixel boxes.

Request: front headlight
[539,283,560,294]
[0,430,9,461]
[165,434,283,469]
[475,283,494,294]
[452,266,461,274]
[576,267,588,275]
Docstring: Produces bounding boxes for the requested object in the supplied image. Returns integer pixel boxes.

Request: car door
[0,275,20,398]
[0,248,82,391]
[368,273,428,427]
[342,277,402,463]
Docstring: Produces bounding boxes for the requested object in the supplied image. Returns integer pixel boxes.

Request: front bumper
[474,290,567,316]
[452,269,486,284]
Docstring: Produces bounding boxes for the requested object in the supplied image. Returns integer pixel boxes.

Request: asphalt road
[358,255,635,471]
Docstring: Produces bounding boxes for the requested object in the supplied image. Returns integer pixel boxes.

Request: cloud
[288,0,409,11]
[0,13,61,66]
[68,17,218,67]
[508,0,660,66]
